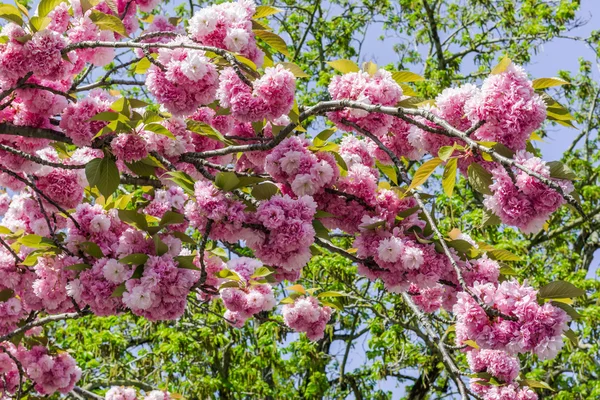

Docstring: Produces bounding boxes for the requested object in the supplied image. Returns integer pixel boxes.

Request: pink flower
[283,296,332,341]
[112,134,149,163]
[217,65,295,122]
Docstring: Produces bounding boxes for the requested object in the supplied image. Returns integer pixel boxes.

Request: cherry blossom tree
[0,0,595,399]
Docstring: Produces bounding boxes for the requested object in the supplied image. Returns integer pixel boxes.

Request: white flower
[102,259,129,284]
[180,52,209,81]
[188,9,219,37]
[291,174,317,196]
[89,214,111,233]
[124,285,154,310]
[402,246,424,270]
[310,160,334,186]
[66,279,82,302]
[280,150,303,175]
[377,237,403,263]
[224,28,249,52]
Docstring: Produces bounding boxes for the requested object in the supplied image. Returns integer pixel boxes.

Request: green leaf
[463,339,480,349]
[407,158,443,191]
[314,210,336,218]
[547,161,577,180]
[159,211,185,227]
[220,281,241,290]
[175,255,199,270]
[313,128,336,147]
[491,56,511,75]
[90,111,120,121]
[278,62,309,78]
[467,163,493,195]
[391,70,425,83]
[30,16,51,32]
[376,160,398,185]
[86,157,120,198]
[18,235,54,249]
[80,241,104,258]
[0,4,24,26]
[118,209,149,231]
[0,226,12,234]
[144,123,176,139]
[111,283,126,298]
[215,172,241,192]
[532,77,570,90]
[312,220,329,239]
[520,379,554,391]
[487,249,521,261]
[253,29,290,57]
[447,239,474,255]
[539,280,585,299]
[563,329,579,346]
[125,159,156,177]
[287,284,306,294]
[251,266,273,278]
[251,182,279,200]
[326,59,360,74]
[253,5,282,18]
[481,209,501,227]
[399,83,418,97]
[153,234,168,256]
[119,253,149,265]
[317,291,346,298]
[172,231,195,244]
[65,263,92,271]
[0,288,15,302]
[89,10,128,37]
[362,61,378,76]
[550,301,581,320]
[165,171,196,196]
[499,265,517,275]
[442,158,457,197]
[438,145,455,161]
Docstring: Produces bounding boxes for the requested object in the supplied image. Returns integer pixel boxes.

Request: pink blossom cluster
[484,151,573,233]
[327,69,402,136]
[122,255,199,321]
[31,255,82,314]
[217,65,296,122]
[111,134,149,163]
[220,257,277,326]
[354,227,450,293]
[60,89,116,146]
[74,257,130,316]
[0,25,76,88]
[454,279,570,360]
[247,194,317,275]
[67,12,116,67]
[135,16,185,58]
[144,187,188,220]
[146,43,219,116]
[0,249,31,335]
[188,0,264,66]
[466,348,538,399]
[66,203,127,257]
[195,251,226,300]
[265,136,337,196]
[185,180,247,242]
[465,63,546,150]
[2,192,66,236]
[282,296,332,341]
[0,344,82,396]
[105,386,172,400]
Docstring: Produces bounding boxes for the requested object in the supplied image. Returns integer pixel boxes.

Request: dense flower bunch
[484,151,573,233]
[146,43,219,116]
[217,64,296,122]
[188,0,264,65]
[454,279,570,359]
[219,257,277,326]
[0,343,81,397]
[105,386,172,400]
[0,0,584,397]
[282,296,333,341]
